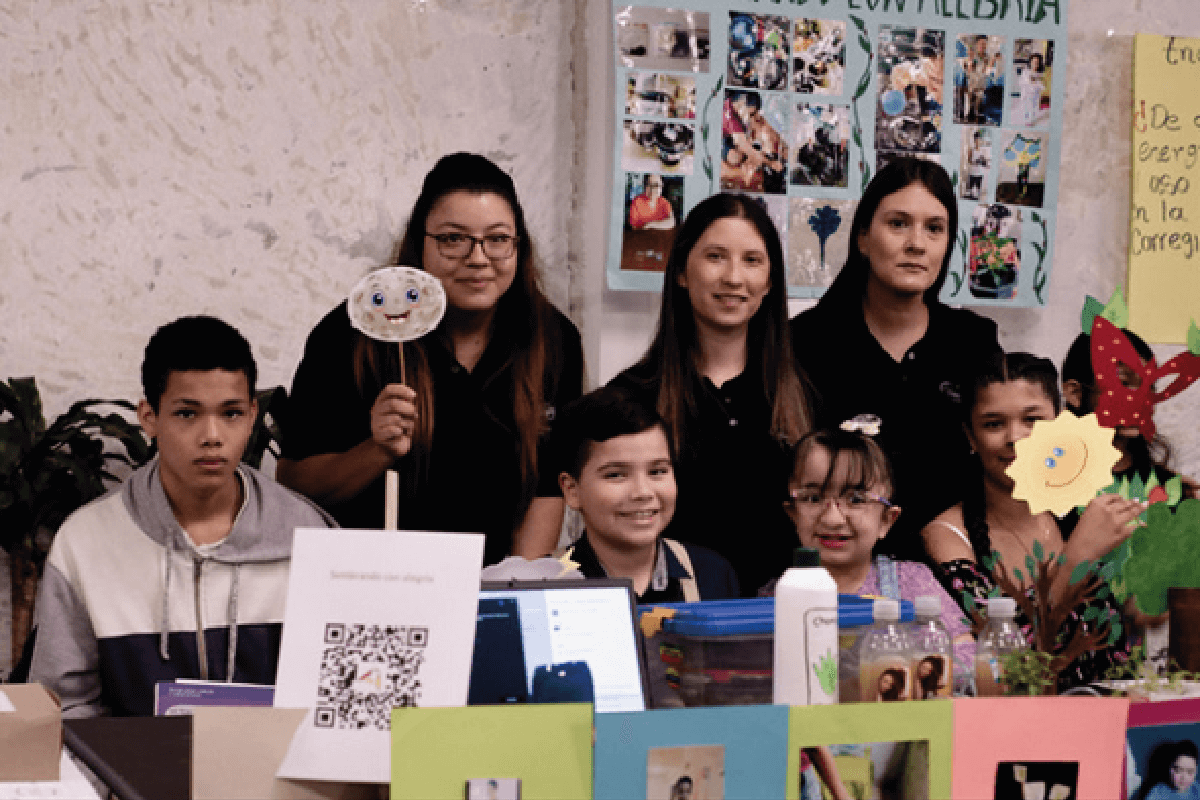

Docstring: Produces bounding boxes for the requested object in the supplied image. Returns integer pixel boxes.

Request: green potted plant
[0,377,152,660]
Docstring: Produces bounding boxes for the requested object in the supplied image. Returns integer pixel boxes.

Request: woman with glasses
[278,152,583,565]
[609,193,811,596]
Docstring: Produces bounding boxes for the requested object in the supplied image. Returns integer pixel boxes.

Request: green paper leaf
[1024,554,1036,577]
[1081,295,1106,333]
[1167,475,1185,505]
[1031,211,1042,224]
[1069,560,1092,586]
[1108,621,1123,646]
[1130,474,1146,501]
[1101,287,1130,328]
[1189,320,1200,356]
[1013,568,1025,583]
[858,35,870,54]
[1032,539,1045,562]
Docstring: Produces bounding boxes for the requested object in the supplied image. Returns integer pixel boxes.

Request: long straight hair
[353,153,563,517]
[824,156,958,307]
[633,193,811,454]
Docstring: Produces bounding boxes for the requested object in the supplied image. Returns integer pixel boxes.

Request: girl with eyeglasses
[779,427,972,668]
[278,153,583,565]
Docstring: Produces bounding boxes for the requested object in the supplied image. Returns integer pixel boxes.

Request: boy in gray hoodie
[30,316,335,716]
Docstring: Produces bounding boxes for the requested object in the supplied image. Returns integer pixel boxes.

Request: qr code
[314,622,428,730]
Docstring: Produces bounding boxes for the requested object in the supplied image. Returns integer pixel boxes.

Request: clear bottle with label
[909,595,953,699]
[859,599,912,702]
[774,547,839,705]
[975,597,1027,697]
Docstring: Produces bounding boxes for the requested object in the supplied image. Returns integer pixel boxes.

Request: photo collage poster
[609,0,1069,306]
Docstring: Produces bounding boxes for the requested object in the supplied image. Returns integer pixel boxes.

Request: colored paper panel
[594,705,789,800]
[390,704,594,800]
[1129,34,1200,343]
[785,700,953,800]
[951,697,1129,800]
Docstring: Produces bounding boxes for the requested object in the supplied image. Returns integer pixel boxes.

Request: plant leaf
[1032,539,1045,562]
[1069,560,1092,586]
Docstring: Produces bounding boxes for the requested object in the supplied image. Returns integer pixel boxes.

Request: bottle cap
[915,595,941,618]
[873,598,900,622]
[793,547,821,568]
[986,597,1018,618]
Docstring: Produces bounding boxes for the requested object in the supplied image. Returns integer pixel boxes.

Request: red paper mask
[1091,316,1200,439]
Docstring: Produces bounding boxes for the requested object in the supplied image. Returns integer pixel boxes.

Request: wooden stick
[399,342,406,387]
[384,469,399,531]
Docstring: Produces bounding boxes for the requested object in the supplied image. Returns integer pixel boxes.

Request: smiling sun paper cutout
[1007,412,1122,517]
[348,266,446,342]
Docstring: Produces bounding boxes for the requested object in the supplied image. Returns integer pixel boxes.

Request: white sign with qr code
[274,528,484,783]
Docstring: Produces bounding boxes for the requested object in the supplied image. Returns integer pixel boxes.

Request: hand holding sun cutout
[348,266,446,343]
[1007,412,1122,517]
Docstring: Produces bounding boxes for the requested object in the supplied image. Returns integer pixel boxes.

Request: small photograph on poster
[788,198,853,290]
[727,13,789,91]
[960,126,994,201]
[790,103,849,187]
[996,130,1047,207]
[1127,725,1200,800]
[646,744,725,800]
[793,18,846,95]
[623,120,694,175]
[1012,39,1054,128]
[799,741,931,800]
[993,761,1078,800]
[621,172,683,272]
[875,27,945,154]
[465,778,522,800]
[626,72,697,120]
[876,149,941,174]
[720,90,787,194]
[969,204,1021,301]
[953,34,1005,126]
[616,7,710,73]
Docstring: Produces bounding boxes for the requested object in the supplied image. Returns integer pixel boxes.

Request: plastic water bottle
[774,547,839,705]
[975,597,1027,697]
[909,595,952,699]
[859,599,912,702]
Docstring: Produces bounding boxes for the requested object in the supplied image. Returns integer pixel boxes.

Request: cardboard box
[0,683,61,781]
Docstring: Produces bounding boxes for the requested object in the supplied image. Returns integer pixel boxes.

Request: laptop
[467,578,649,713]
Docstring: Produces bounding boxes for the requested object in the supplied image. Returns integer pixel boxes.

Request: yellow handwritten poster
[1129,34,1200,343]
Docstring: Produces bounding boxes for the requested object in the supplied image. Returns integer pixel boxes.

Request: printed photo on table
[646,745,725,800]
[953,34,1005,127]
[790,102,849,187]
[787,197,853,291]
[623,120,695,176]
[961,126,995,201]
[875,27,945,155]
[621,172,684,272]
[727,12,790,91]
[616,7,710,73]
[1012,39,1054,128]
[993,761,1078,800]
[793,18,846,95]
[626,72,697,120]
[1127,724,1200,800]
[799,740,931,800]
[465,778,522,800]
[720,90,787,194]
[969,203,1022,301]
[995,130,1048,207]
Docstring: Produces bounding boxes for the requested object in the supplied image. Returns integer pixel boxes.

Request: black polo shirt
[790,292,1000,562]
[283,301,583,566]
[569,532,740,603]
[609,364,797,597]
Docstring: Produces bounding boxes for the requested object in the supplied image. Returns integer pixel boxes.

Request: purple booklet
[154,680,275,716]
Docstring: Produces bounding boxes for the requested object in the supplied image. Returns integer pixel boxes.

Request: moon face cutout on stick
[1007,412,1122,517]
[348,266,446,342]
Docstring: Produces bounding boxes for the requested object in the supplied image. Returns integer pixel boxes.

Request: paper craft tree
[1119,498,1200,616]
[1007,412,1122,517]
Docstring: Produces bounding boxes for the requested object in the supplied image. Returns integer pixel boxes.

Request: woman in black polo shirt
[277,153,583,565]
[790,157,1000,563]
[610,193,812,596]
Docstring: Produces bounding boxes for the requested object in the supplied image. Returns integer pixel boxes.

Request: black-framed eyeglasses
[425,232,518,260]
[783,490,894,516]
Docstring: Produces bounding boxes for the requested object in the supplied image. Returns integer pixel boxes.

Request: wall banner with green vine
[607,0,1068,308]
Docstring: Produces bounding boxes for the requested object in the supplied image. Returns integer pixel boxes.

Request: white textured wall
[1,0,580,419]
[589,1,1200,481]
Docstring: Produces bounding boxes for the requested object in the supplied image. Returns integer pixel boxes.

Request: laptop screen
[468,579,648,713]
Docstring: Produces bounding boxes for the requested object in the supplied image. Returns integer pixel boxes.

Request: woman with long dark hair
[278,153,583,564]
[790,157,1001,562]
[610,193,811,595]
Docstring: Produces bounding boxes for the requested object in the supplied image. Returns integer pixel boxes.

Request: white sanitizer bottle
[774,547,839,705]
